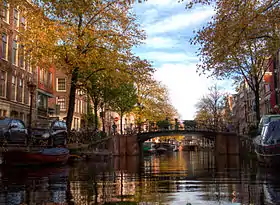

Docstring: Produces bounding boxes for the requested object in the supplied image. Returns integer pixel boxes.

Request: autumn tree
[188,0,280,123]
[20,0,144,132]
[109,82,138,134]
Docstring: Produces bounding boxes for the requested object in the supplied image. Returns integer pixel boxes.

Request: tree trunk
[102,110,106,132]
[93,97,99,130]
[101,103,106,132]
[66,67,79,134]
[254,80,261,125]
[120,112,123,135]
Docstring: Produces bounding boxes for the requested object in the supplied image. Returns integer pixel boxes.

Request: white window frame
[2,0,9,24]
[56,78,66,92]
[56,96,66,111]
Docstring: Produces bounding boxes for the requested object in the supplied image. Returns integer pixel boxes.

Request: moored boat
[143,142,156,154]
[254,120,280,166]
[156,146,167,154]
[2,147,69,166]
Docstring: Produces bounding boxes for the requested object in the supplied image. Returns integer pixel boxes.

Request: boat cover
[41,148,69,156]
[263,120,280,144]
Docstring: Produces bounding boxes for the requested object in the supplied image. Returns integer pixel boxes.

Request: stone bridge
[108,127,241,156]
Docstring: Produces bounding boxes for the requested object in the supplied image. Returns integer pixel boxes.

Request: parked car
[31,119,67,147]
[257,114,280,135]
[0,117,28,145]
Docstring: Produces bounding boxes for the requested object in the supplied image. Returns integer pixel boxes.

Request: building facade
[0,0,35,123]
[231,53,280,134]
[37,66,55,119]
[49,69,87,130]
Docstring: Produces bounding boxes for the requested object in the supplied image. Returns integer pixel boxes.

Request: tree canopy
[188,0,280,123]
[17,0,145,131]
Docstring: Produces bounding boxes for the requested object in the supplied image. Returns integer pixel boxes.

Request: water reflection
[0,166,69,204]
[2,151,280,204]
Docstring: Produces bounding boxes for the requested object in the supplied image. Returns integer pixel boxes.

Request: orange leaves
[18,0,145,74]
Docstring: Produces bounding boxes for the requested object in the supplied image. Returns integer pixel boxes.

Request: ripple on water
[0,151,276,205]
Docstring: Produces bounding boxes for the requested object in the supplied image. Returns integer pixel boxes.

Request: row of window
[1,33,31,71]
[2,0,26,28]
[39,68,53,88]
[0,70,30,104]
[56,96,86,114]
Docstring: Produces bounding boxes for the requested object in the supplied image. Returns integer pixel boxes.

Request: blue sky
[132,0,232,120]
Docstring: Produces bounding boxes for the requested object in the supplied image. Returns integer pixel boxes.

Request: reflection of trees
[57,153,270,205]
[0,166,69,205]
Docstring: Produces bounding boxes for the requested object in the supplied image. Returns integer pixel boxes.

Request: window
[1,33,7,59]
[19,45,24,68]
[12,39,17,65]
[24,81,29,105]
[17,78,23,102]
[2,0,9,23]
[26,52,31,72]
[37,93,47,109]
[73,117,79,130]
[13,8,18,28]
[20,16,25,29]
[44,70,48,85]
[0,70,6,97]
[48,72,52,88]
[57,78,66,91]
[11,76,16,101]
[39,68,43,83]
[0,109,7,117]
[57,96,66,111]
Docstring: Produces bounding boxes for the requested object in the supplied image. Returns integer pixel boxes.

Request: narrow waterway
[0,151,279,205]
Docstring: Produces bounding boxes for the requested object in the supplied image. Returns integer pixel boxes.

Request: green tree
[110,82,138,134]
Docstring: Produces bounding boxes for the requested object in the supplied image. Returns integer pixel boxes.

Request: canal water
[0,151,279,205]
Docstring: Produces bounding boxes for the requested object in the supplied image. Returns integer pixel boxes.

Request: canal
[0,151,278,204]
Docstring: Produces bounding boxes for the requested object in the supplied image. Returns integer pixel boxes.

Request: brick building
[0,0,35,123]
[37,66,55,119]
[49,69,87,130]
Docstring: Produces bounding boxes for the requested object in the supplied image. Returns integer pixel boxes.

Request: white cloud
[145,8,215,35]
[141,51,198,63]
[154,63,215,120]
[144,37,178,48]
[145,0,180,6]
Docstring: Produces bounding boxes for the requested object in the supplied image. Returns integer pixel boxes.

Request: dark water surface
[0,151,279,205]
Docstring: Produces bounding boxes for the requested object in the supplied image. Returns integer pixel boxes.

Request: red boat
[2,147,70,166]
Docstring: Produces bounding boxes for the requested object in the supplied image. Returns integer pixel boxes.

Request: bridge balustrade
[114,120,231,135]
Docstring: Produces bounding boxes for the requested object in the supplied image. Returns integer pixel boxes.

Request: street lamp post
[137,102,144,133]
[27,81,36,142]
